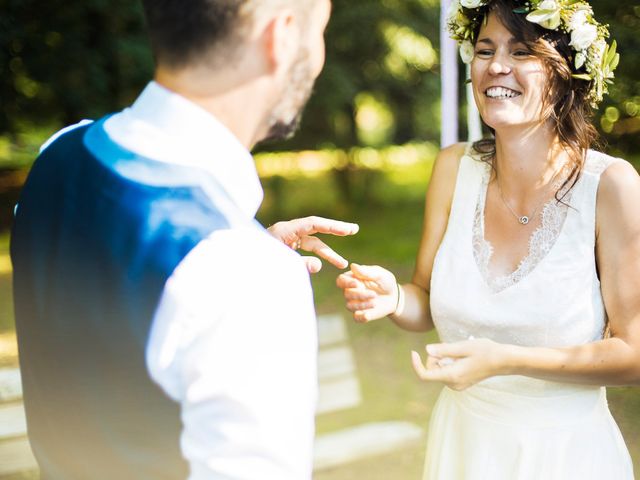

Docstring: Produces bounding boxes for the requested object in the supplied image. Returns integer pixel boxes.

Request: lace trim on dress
[472,159,574,293]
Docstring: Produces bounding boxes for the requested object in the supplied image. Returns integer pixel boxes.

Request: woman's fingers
[412,350,463,385]
[346,300,374,311]
[337,272,378,321]
[338,264,398,323]
[426,341,471,359]
[412,343,495,391]
[350,263,385,283]
[411,351,431,379]
[426,354,441,370]
[343,287,376,301]
[336,271,360,289]
[350,263,397,295]
[353,309,377,323]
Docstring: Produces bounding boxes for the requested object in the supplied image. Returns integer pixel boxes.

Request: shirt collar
[104,81,263,219]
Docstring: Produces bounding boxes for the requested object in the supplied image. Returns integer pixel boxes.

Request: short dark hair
[142,0,245,68]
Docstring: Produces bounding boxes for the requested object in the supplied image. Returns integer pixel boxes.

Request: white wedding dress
[424,146,634,479]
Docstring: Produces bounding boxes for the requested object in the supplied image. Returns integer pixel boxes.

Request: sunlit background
[1,1,640,478]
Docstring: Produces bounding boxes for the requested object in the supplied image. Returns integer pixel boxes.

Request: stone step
[317,314,349,347]
[316,375,361,415]
[316,315,362,415]
[314,421,424,471]
[0,437,37,476]
[0,403,27,439]
[0,368,22,403]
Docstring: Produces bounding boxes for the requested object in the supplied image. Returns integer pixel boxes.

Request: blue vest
[11,118,244,479]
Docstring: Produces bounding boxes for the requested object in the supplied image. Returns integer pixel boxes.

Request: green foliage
[0,0,638,159]
[0,231,13,335]
[267,0,442,152]
[590,2,640,154]
[1,0,152,136]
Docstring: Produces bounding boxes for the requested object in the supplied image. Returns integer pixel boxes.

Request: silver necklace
[497,182,544,226]
[495,159,572,226]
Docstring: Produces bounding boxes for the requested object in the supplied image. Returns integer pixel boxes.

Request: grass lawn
[1,156,639,478]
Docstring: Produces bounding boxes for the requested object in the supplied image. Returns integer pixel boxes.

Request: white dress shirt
[48,82,318,479]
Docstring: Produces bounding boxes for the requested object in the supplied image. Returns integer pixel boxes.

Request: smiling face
[470,11,550,131]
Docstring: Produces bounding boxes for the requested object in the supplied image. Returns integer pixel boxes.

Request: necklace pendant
[519,216,530,225]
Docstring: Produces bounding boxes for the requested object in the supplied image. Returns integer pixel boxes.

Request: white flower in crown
[586,38,606,71]
[568,9,590,32]
[460,40,475,64]
[593,38,607,58]
[526,0,562,30]
[538,0,558,9]
[447,0,465,32]
[447,0,461,21]
[570,23,598,51]
[446,0,619,106]
[446,0,474,41]
[460,0,485,8]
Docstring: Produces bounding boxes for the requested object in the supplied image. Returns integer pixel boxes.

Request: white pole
[440,0,459,148]
[466,64,483,142]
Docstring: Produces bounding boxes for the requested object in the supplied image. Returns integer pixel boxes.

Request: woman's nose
[489,56,512,75]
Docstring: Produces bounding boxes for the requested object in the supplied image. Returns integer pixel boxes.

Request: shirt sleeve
[146,226,318,480]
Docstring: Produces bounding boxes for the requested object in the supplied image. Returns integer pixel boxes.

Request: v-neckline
[472,157,578,294]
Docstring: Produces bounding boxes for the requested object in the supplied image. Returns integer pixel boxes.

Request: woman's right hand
[336,263,399,323]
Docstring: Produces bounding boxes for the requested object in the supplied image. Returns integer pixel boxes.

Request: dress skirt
[422,383,634,479]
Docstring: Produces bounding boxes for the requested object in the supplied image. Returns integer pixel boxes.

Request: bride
[337,0,638,478]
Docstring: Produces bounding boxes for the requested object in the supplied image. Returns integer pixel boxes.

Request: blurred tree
[0,0,638,163]
[264,0,442,201]
[291,0,441,149]
[590,1,640,156]
[0,1,150,229]
[0,0,152,138]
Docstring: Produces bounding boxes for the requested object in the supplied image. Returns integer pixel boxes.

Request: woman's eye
[476,50,493,56]
[513,50,531,57]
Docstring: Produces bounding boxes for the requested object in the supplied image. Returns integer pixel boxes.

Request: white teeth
[485,87,521,99]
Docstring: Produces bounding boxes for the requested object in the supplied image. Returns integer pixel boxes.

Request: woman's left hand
[411,338,509,391]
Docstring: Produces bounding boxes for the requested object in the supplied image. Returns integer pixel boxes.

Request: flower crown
[446,0,619,107]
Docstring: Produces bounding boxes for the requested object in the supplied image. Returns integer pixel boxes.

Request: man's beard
[262,48,315,143]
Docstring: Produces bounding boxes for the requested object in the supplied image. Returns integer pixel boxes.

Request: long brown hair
[471,0,601,202]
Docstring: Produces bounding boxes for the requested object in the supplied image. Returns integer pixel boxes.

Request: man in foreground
[11,0,355,478]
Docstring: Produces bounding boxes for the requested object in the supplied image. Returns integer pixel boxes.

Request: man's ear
[261,9,301,76]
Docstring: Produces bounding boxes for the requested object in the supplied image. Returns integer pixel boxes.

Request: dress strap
[446,143,486,238]
[464,142,475,156]
[574,149,622,246]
